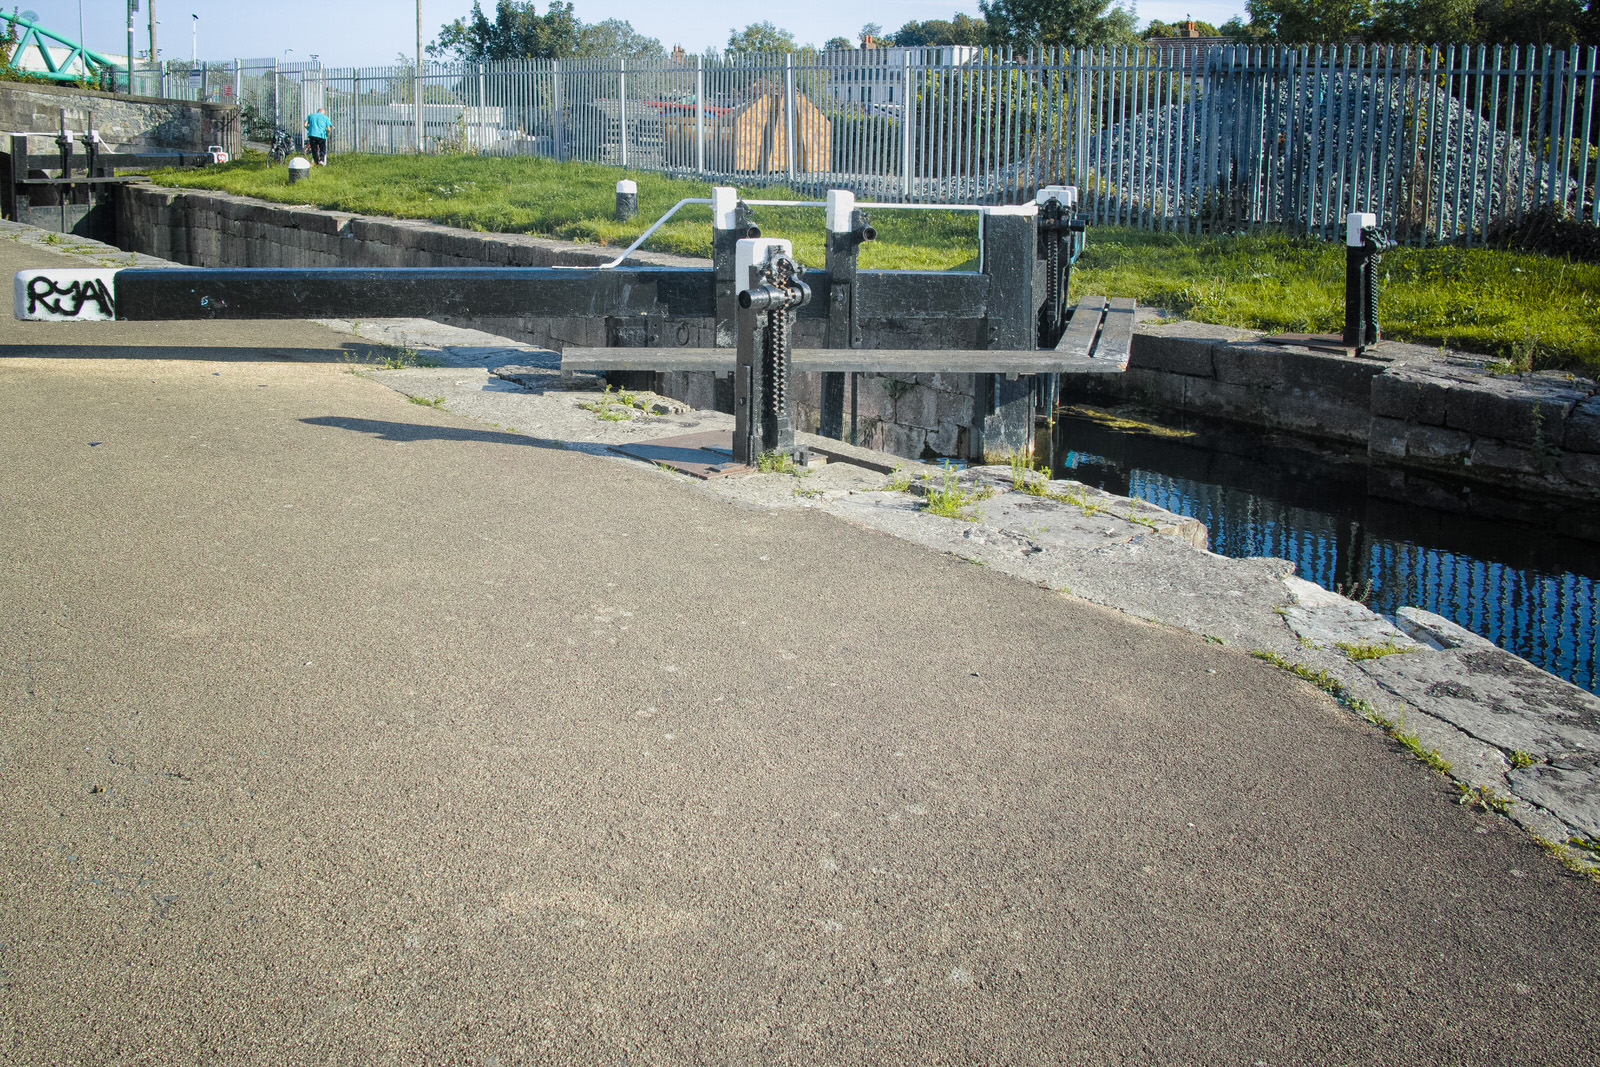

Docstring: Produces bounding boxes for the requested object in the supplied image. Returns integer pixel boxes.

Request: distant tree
[859,22,885,44]
[1142,18,1221,37]
[891,13,990,46]
[727,21,799,53]
[824,36,855,50]
[576,17,663,56]
[429,1,659,60]
[1369,0,1479,41]
[979,0,1139,48]
[429,1,581,60]
[1475,0,1589,47]
[1216,15,1272,38]
[1244,0,1374,42]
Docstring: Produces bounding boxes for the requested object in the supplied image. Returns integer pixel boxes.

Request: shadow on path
[0,344,394,363]
[302,415,574,453]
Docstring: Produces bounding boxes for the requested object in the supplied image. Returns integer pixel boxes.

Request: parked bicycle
[269,126,293,164]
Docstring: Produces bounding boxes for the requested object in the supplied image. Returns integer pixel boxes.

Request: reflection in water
[1051,411,1600,695]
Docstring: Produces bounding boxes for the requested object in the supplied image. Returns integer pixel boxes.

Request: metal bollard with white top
[615,179,637,222]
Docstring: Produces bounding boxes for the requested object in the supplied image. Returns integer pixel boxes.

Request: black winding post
[733,238,811,466]
[822,189,874,442]
[977,206,1041,463]
[1343,211,1394,356]
[1034,184,1087,426]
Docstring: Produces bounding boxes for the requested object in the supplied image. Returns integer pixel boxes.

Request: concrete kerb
[8,217,1598,874]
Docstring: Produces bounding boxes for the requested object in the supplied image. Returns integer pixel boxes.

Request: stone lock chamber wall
[114,183,1600,499]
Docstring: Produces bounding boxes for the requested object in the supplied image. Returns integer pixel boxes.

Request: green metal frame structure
[0,13,124,88]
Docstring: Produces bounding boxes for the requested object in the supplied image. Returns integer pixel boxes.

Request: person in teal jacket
[304,108,332,165]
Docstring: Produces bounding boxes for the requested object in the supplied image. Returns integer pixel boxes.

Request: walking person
[304,107,332,166]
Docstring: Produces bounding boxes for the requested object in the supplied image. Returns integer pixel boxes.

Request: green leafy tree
[726,21,799,53]
[1217,15,1273,38]
[891,13,991,46]
[1243,0,1374,41]
[978,0,1139,48]
[576,18,664,56]
[824,36,855,50]
[859,23,885,45]
[1370,0,1479,40]
[429,0,581,60]
[1475,0,1589,47]
[429,1,659,60]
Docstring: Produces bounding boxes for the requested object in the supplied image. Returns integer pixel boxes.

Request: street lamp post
[190,13,197,65]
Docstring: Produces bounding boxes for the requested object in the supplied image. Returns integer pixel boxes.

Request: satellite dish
[20,10,39,21]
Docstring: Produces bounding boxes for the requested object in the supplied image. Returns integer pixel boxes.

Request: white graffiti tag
[13,269,119,321]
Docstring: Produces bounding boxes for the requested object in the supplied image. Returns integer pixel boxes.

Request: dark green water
[1050,409,1600,695]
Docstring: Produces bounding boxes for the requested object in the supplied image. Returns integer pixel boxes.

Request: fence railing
[135,42,1599,243]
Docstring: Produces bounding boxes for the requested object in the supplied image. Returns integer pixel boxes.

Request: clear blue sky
[35,1,1249,68]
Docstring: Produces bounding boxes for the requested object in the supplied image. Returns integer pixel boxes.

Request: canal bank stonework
[1076,320,1600,510]
[115,183,1600,504]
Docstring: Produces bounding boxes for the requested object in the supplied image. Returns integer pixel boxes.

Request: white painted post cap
[616,179,637,194]
[735,238,792,290]
[826,189,855,234]
[1347,212,1378,246]
[711,186,739,231]
[1035,184,1077,208]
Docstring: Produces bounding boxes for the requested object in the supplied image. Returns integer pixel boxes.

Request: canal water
[1048,407,1600,696]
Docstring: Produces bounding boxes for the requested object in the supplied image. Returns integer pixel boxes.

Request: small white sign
[14,269,118,321]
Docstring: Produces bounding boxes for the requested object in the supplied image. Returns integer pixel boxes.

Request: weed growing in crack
[1334,578,1375,605]
[578,384,650,422]
[1250,649,1453,774]
[1457,784,1513,815]
[756,450,797,475]
[924,463,991,520]
[1336,639,1417,661]
[1533,836,1600,882]
[1008,452,1050,496]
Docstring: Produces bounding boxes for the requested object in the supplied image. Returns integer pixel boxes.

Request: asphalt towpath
[2,234,1598,1066]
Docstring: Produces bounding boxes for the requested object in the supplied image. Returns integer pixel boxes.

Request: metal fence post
[695,56,704,174]
[619,58,628,168]
[902,52,914,198]
[552,59,564,161]
[784,53,796,180]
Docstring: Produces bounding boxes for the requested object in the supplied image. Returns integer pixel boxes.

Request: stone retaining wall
[0,83,238,154]
[1070,321,1600,504]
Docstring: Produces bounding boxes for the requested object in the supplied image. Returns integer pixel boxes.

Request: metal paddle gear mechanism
[733,238,812,466]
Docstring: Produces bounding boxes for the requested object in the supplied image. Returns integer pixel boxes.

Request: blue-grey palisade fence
[141,41,1598,244]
